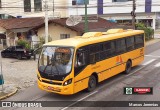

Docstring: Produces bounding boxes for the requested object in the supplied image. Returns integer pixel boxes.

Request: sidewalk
[0,84,18,100]
[146,38,160,46]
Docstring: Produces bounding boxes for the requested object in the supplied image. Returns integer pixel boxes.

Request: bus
[37,29,145,95]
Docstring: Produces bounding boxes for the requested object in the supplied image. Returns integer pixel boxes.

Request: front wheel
[124,60,132,74]
[27,56,31,59]
[17,54,22,60]
[87,75,97,92]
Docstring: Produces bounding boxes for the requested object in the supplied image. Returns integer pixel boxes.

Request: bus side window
[126,36,135,51]
[135,34,144,48]
[75,52,86,67]
[116,38,126,54]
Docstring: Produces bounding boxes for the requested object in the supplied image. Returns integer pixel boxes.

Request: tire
[1,53,6,58]
[124,60,132,74]
[87,75,97,92]
[17,54,22,60]
[27,56,31,59]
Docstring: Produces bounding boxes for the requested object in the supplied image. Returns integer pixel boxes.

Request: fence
[0,39,7,50]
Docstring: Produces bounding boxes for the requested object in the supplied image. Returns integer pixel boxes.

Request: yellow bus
[37,29,145,95]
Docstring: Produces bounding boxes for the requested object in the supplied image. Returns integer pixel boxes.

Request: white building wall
[0,0,68,18]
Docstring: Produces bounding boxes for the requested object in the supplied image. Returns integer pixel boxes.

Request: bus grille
[42,80,62,85]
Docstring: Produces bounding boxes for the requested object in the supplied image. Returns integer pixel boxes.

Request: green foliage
[136,23,154,41]
[17,39,31,50]
[39,36,52,46]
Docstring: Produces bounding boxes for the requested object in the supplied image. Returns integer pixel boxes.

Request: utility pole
[84,0,88,32]
[44,0,48,43]
[53,0,54,18]
[132,0,136,29]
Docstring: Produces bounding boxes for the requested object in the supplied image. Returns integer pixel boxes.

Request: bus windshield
[38,46,74,76]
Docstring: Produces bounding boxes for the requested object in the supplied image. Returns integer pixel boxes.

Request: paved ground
[2,58,37,91]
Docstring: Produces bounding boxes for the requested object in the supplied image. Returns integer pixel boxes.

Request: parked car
[1,46,32,60]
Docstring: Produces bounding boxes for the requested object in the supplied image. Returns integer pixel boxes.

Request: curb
[146,38,160,46]
[0,88,18,100]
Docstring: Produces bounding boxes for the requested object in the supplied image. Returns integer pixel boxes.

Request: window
[126,36,135,51]
[135,34,144,48]
[60,34,70,39]
[90,44,102,54]
[74,48,88,76]
[89,44,101,63]
[0,0,1,8]
[24,0,31,12]
[103,41,115,57]
[34,0,42,12]
[113,0,132,2]
[72,0,89,5]
[116,38,126,54]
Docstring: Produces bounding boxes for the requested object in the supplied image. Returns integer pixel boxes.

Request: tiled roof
[48,17,117,33]
[0,17,119,33]
[0,17,44,30]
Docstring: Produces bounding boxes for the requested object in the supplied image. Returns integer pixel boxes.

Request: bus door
[74,48,90,93]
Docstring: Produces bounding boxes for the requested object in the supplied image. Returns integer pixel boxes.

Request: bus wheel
[87,75,97,92]
[124,60,132,74]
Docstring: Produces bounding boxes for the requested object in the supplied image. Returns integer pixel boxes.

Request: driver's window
[75,51,86,67]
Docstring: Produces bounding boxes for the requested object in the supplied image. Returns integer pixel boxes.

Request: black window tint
[104,42,111,50]
[126,36,135,51]
[135,34,144,48]
[99,41,115,60]
[116,39,126,54]
[90,54,95,64]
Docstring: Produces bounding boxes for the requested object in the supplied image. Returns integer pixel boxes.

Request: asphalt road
[1,40,160,110]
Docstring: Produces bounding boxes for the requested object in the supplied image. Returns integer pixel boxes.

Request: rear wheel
[27,56,31,59]
[87,75,97,92]
[17,54,22,60]
[124,60,132,74]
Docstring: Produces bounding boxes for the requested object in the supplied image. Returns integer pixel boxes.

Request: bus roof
[44,29,144,48]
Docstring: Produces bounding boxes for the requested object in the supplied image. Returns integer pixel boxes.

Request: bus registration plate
[47,86,54,91]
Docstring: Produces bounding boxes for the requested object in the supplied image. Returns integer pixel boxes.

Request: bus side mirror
[33,47,42,61]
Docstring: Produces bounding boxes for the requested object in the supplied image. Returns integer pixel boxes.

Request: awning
[10,27,33,33]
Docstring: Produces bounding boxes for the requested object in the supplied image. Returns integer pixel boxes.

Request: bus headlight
[63,79,72,86]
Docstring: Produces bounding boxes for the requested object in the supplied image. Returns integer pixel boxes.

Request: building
[36,17,121,40]
[66,0,160,30]
[0,0,67,19]
[0,17,44,47]
[0,17,125,48]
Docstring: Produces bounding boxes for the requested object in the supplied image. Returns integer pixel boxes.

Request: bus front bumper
[37,80,74,95]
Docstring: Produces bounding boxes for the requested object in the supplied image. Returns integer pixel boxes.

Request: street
[1,40,160,110]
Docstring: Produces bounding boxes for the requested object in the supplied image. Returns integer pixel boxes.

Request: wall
[0,0,68,18]
[66,0,160,16]
[37,23,78,41]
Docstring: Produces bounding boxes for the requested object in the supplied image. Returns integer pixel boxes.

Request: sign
[124,87,153,95]
[0,74,4,85]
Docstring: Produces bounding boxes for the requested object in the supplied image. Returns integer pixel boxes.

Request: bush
[17,39,31,50]
[136,23,154,41]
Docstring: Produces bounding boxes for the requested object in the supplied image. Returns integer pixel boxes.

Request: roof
[44,29,144,48]
[0,17,44,30]
[36,17,118,34]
